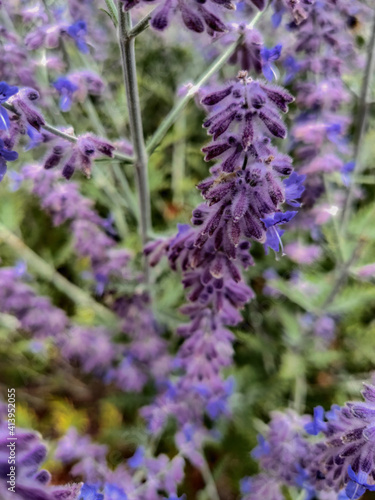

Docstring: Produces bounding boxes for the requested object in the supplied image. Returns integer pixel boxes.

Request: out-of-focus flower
[0,81,18,130]
[67,20,89,54]
[261,44,282,81]
[53,77,79,112]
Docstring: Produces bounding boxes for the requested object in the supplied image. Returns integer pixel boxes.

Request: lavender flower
[67,20,89,54]
[261,210,297,253]
[55,429,185,499]
[53,77,79,112]
[20,167,169,392]
[0,137,18,181]
[261,44,282,81]
[0,81,18,130]
[9,87,45,132]
[0,419,81,500]
[278,0,366,219]
[307,385,375,498]
[226,25,263,73]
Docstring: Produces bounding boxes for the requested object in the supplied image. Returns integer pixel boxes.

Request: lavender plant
[0,0,375,499]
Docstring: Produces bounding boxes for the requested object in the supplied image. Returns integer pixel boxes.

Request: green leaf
[103,0,119,27]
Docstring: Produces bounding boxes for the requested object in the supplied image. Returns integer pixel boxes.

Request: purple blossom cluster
[142,72,304,461]
[0,409,81,500]
[279,0,367,221]
[246,384,375,499]
[55,428,185,499]
[52,71,105,112]
[25,19,89,54]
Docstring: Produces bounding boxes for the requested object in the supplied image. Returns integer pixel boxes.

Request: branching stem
[117,2,151,281]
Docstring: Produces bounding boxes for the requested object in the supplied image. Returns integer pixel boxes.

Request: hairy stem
[129,8,156,38]
[117,2,151,281]
[341,8,375,232]
[0,223,119,326]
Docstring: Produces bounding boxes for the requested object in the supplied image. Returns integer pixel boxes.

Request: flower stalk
[341,7,375,232]
[117,1,151,281]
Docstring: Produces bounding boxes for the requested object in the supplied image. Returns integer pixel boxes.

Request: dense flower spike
[307,385,375,498]
[196,73,300,254]
[278,0,369,224]
[142,69,302,458]
[247,384,375,499]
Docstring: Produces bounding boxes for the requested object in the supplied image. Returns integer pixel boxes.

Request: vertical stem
[117,2,151,280]
[200,456,220,500]
[172,108,187,205]
[341,9,375,232]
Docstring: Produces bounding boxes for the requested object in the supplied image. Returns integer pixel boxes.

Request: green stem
[171,107,187,204]
[1,102,134,163]
[117,2,151,280]
[341,8,375,232]
[0,223,119,326]
[321,241,364,311]
[129,8,156,38]
[112,162,139,218]
[323,174,345,262]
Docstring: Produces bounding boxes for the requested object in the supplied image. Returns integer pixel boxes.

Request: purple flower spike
[0,81,19,103]
[53,77,79,112]
[67,20,89,54]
